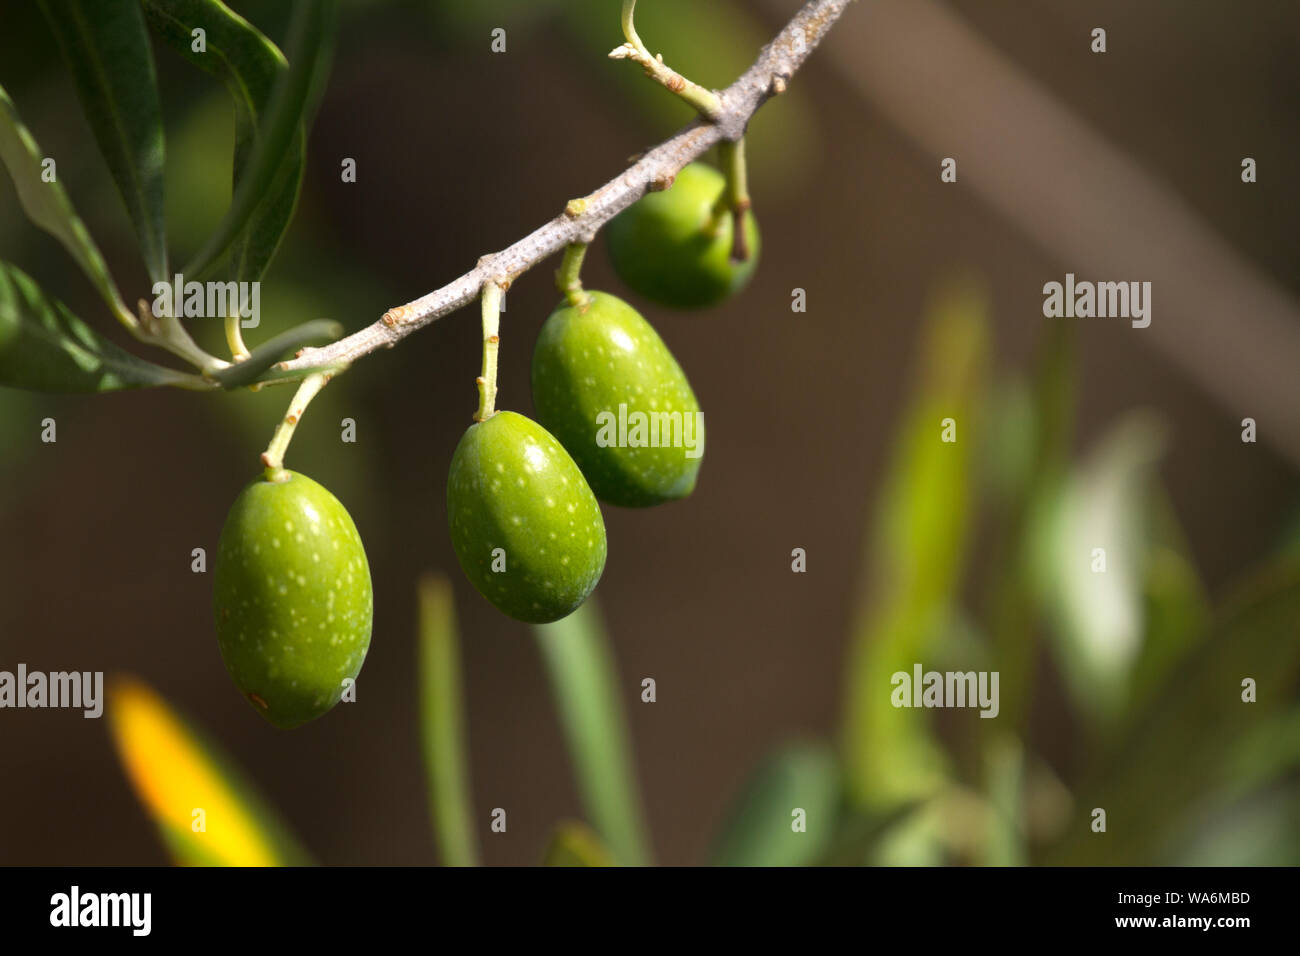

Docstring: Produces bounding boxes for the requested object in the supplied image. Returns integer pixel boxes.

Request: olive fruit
[447,411,606,623]
[532,291,704,507]
[605,162,761,310]
[212,470,373,729]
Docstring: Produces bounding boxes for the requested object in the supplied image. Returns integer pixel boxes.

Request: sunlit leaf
[0,260,197,392]
[1036,411,1167,725]
[40,0,169,282]
[107,676,311,866]
[710,742,840,867]
[143,0,305,283]
[0,83,133,325]
[841,278,989,811]
[533,597,652,866]
[418,574,479,867]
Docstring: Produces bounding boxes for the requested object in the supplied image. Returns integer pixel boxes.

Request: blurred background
[1,0,1297,865]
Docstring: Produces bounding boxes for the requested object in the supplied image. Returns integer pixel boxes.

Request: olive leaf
[107,676,313,866]
[543,821,614,867]
[209,318,342,389]
[841,279,989,811]
[0,83,133,326]
[533,597,652,866]
[417,574,480,867]
[142,0,305,284]
[1046,562,1300,864]
[39,0,169,284]
[180,0,338,280]
[0,260,197,392]
[709,742,840,867]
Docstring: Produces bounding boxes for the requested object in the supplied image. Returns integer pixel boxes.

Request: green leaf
[40,0,169,283]
[417,574,480,867]
[533,597,652,866]
[841,277,990,811]
[710,742,840,867]
[0,260,196,392]
[1046,561,1300,864]
[543,821,614,867]
[181,0,338,280]
[209,318,341,389]
[0,83,133,325]
[980,320,1076,733]
[143,0,305,283]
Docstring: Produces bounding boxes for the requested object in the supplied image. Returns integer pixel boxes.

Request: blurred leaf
[40,0,169,283]
[1046,561,1300,864]
[841,278,990,811]
[107,676,311,866]
[981,320,1075,733]
[868,787,990,866]
[710,741,840,867]
[543,821,613,867]
[417,574,479,867]
[980,736,1025,866]
[533,596,651,866]
[1175,783,1300,867]
[1125,491,1212,717]
[1036,412,1167,726]
[0,83,133,325]
[143,0,305,283]
[209,318,342,389]
[182,0,337,280]
[0,260,197,392]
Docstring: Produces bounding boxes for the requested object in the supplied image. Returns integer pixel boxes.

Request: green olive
[212,471,372,729]
[447,411,607,623]
[532,291,703,507]
[605,162,760,310]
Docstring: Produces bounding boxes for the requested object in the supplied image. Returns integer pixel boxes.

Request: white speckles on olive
[213,471,373,729]
[531,291,703,508]
[447,412,605,624]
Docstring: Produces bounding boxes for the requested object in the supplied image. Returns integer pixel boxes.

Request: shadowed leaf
[0,261,196,392]
[40,0,169,282]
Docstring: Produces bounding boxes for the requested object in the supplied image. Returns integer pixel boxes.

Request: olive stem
[556,242,593,309]
[474,281,503,422]
[224,315,252,361]
[261,371,332,481]
[610,0,723,120]
[279,0,856,377]
[133,299,231,376]
[716,138,753,263]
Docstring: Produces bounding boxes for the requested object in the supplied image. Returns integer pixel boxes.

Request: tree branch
[277,0,856,377]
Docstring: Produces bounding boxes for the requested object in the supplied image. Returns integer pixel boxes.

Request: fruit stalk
[717,138,753,263]
[474,281,503,421]
[556,242,593,309]
[260,370,331,481]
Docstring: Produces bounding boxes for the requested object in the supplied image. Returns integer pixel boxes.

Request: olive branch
[274,0,856,379]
